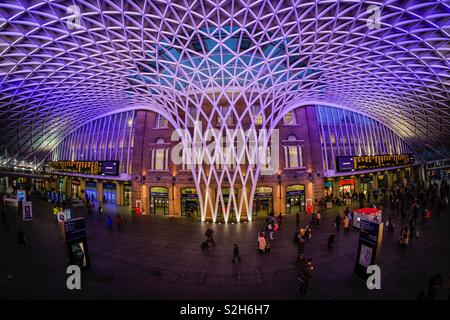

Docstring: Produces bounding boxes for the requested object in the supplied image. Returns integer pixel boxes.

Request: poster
[57,212,66,222]
[22,201,33,221]
[358,244,373,268]
[65,209,71,220]
[63,218,91,271]
[68,240,89,269]
[17,190,26,202]
[354,220,383,279]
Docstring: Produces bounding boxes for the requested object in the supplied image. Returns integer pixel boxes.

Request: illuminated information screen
[336,154,414,172]
[49,161,119,176]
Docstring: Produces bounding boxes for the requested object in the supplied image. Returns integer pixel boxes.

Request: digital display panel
[101,161,119,176]
[336,154,414,172]
[49,161,120,176]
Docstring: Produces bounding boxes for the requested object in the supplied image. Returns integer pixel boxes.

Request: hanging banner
[22,201,33,221]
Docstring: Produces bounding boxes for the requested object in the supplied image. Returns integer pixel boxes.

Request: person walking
[277,213,283,230]
[343,215,350,233]
[205,227,215,245]
[52,205,58,221]
[231,244,241,263]
[267,222,274,240]
[399,227,409,249]
[106,215,113,232]
[298,258,314,295]
[98,205,103,217]
[17,228,26,246]
[316,211,321,226]
[305,225,312,241]
[115,214,123,229]
[426,273,442,300]
[327,232,335,249]
[258,233,266,254]
[335,215,341,232]
[425,208,431,224]
[297,237,305,260]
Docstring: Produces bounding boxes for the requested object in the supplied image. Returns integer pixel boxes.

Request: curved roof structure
[1,0,449,167]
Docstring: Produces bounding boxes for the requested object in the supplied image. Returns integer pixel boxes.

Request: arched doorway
[150,187,169,215]
[253,187,273,216]
[286,184,305,214]
[181,188,200,217]
[216,188,238,221]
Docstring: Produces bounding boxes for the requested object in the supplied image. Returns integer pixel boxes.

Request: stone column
[116,181,124,205]
[97,180,103,202]
[80,179,86,201]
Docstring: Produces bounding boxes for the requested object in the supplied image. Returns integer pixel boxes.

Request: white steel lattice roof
[0,0,449,167]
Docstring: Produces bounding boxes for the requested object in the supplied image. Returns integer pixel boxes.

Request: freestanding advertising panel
[22,201,33,221]
[63,217,91,271]
[354,219,383,280]
[352,207,382,229]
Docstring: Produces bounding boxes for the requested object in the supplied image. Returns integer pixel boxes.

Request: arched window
[217,105,233,125]
[151,138,168,170]
[284,111,297,125]
[284,135,303,168]
[156,114,168,128]
[252,105,263,125]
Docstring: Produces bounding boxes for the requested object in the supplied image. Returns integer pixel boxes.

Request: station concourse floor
[1,197,449,300]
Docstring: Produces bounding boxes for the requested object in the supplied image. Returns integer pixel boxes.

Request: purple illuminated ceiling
[0,0,449,166]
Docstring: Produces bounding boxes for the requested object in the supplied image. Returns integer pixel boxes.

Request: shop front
[338,179,354,198]
[181,188,200,217]
[359,176,373,195]
[150,187,169,215]
[58,178,65,192]
[71,179,81,198]
[323,180,333,199]
[103,182,117,204]
[85,181,97,201]
[29,178,43,193]
[216,188,238,219]
[253,186,273,216]
[377,173,388,192]
[285,184,305,214]
[124,182,131,206]
[392,171,399,185]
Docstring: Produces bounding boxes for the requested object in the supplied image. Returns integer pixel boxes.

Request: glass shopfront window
[253,187,273,216]
[359,176,372,195]
[181,188,200,217]
[286,185,305,214]
[58,178,64,192]
[377,173,388,191]
[150,187,169,215]
[216,188,238,219]
[339,179,354,197]
[124,183,131,206]
[85,181,97,201]
[323,180,333,199]
[71,179,81,198]
[103,182,117,204]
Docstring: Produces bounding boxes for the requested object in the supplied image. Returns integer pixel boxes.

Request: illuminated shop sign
[339,179,354,186]
[336,154,414,172]
[49,161,120,176]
